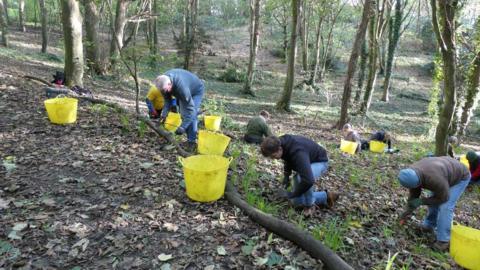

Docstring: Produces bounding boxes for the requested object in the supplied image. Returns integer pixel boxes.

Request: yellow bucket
[204,115,222,131]
[370,140,387,153]
[460,155,470,170]
[164,112,182,132]
[450,224,480,270]
[179,155,232,202]
[198,130,231,155]
[340,139,358,155]
[44,97,78,124]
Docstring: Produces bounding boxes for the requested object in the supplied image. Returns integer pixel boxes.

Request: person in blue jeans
[397,156,471,251]
[154,69,205,150]
[260,135,339,208]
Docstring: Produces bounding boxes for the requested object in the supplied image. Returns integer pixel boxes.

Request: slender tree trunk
[307,16,323,85]
[110,0,130,69]
[61,0,83,87]
[276,0,301,111]
[84,0,104,75]
[360,9,379,115]
[0,0,8,46]
[458,51,480,136]
[18,0,25,32]
[382,0,403,102]
[338,0,373,128]
[184,0,198,70]
[299,0,308,71]
[2,0,8,25]
[243,0,261,96]
[318,5,343,82]
[38,0,47,53]
[153,0,158,54]
[430,0,457,156]
[355,39,368,102]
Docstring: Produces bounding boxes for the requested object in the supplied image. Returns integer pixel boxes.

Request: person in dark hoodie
[154,69,205,149]
[397,156,470,251]
[260,135,339,208]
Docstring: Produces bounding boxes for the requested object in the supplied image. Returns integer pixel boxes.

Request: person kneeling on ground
[397,156,470,251]
[447,136,458,158]
[145,85,177,119]
[466,151,480,184]
[260,135,339,208]
[244,110,273,144]
[369,130,393,150]
[342,124,362,153]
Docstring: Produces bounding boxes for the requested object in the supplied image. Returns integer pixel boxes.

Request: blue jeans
[290,162,329,207]
[186,92,203,142]
[423,176,471,242]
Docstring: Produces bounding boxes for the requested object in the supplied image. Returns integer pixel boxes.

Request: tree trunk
[307,15,323,85]
[360,9,378,115]
[355,39,368,103]
[458,51,480,136]
[2,0,8,25]
[38,0,48,53]
[430,0,457,156]
[276,0,301,112]
[110,0,130,69]
[18,0,25,32]
[61,0,84,87]
[152,0,158,54]
[319,5,343,83]
[299,0,308,72]
[382,0,403,102]
[84,0,104,75]
[0,0,7,46]
[338,0,373,128]
[243,0,261,96]
[184,0,198,70]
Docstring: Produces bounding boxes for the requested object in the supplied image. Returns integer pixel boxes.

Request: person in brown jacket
[397,156,471,251]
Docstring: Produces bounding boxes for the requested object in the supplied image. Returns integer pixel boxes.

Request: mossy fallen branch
[224,181,354,270]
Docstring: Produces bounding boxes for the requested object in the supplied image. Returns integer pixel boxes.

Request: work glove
[282,175,290,189]
[407,198,423,210]
[175,127,185,135]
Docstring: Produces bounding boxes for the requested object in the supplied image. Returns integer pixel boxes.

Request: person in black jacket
[260,135,339,208]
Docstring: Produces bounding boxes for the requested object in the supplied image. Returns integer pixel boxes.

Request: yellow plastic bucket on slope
[460,155,470,170]
[44,97,78,124]
[340,139,358,155]
[370,140,387,153]
[198,130,231,155]
[450,224,480,270]
[179,155,232,202]
[164,112,182,132]
[204,115,222,131]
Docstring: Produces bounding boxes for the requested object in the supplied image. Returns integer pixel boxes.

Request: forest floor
[1,27,480,270]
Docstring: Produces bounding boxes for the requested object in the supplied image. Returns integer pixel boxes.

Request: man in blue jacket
[261,135,339,208]
[154,69,205,147]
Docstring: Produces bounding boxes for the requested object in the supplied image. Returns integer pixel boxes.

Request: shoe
[185,142,197,153]
[326,190,339,208]
[415,223,434,234]
[432,241,449,252]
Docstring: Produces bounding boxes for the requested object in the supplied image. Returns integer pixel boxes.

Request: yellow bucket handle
[55,94,67,99]
[178,156,233,166]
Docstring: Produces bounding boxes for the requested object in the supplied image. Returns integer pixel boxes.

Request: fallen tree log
[23,75,190,157]
[224,181,354,270]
